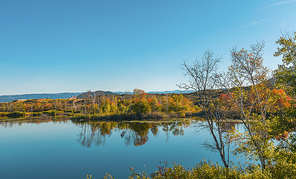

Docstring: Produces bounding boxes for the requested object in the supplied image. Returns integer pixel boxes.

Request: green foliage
[42,110,57,116]
[229,118,274,165]
[132,99,151,117]
[94,160,296,179]
[274,32,296,96]
[0,112,8,117]
[5,111,26,118]
[179,112,186,118]
[84,174,92,179]
[32,112,42,117]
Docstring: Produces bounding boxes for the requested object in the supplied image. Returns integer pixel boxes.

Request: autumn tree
[269,32,296,172]
[217,42,278,170]
[133,89,146,99]
[148,96,159,113]
[218,93,239,119]
[272,32,296,145]
[132,99,151,119]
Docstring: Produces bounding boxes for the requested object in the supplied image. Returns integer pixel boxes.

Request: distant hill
[0,93,82,102]
[113,90,195,94]
[76,90,117,99]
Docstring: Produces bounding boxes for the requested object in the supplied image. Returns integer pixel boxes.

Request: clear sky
[0,0,296,95]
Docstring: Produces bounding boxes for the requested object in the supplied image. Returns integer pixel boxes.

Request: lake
[0,118,244,179]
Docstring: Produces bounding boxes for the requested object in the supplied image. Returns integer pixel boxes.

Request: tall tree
[274,31,296,96]
[218,42,276,170]
[178,50,230,168]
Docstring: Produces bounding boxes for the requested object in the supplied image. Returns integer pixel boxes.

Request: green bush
[179,112,186,118]
[32,112,42,117]
[42,110,57,116]
[0,112,8,117]
[5,112,26,118]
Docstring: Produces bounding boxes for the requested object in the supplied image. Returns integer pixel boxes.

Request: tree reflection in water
[0,116,70,128]
[73,120,192,148]
[1,118,238,149]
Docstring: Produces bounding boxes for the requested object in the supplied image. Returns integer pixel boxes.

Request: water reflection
[73,120,192,148]
[0,117,243,179]
[1,117,239,149]
[0,116,70,128]
[220,122,236,132]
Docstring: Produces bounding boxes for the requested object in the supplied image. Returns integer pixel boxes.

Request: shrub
[0,112,8,117]
[42,110,57,116]
[94,160,296,179]
[179,112,186,118]
[6,112,26,118]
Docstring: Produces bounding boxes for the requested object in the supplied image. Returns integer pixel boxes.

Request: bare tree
[178,50,230,168]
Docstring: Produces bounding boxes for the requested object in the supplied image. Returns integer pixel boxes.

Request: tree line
[0,89,199,119]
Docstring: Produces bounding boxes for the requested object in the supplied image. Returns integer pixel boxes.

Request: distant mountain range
[0,90,195,102]
[0,93,82,102]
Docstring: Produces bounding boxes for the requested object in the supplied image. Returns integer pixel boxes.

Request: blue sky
[0,0,295,95]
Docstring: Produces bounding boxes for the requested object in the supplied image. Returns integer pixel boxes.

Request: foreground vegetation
[94,159,296,179]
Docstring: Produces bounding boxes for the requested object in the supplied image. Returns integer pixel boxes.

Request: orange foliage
[270,89,291,109]
[275,131,290,141]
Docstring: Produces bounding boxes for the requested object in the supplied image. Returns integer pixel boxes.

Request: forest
[0,89,199,120]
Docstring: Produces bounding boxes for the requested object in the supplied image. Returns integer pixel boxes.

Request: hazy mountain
[75,90,117,99]
[0,93,82,102]
[113,90,195,94]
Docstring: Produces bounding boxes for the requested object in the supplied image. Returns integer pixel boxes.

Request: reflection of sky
[0,120,246,179]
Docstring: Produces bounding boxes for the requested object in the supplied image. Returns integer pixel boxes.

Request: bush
[94,160,296,179]
[147,161,245,179]
[6,112,26,118]
[42,110,57,116]
[179,112,186,118]
[32,112,42,117]
[0,112,8,117]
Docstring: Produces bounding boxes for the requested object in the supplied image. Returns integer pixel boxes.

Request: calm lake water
[0,118,244,179]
